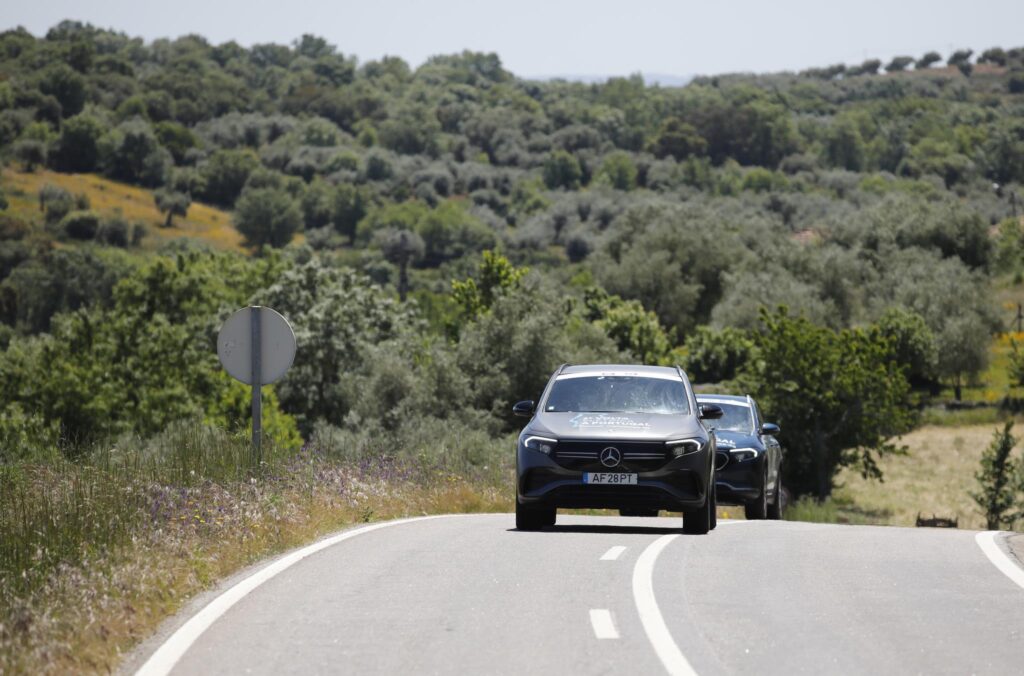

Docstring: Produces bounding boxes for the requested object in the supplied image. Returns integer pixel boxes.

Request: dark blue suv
[695,394,784,520]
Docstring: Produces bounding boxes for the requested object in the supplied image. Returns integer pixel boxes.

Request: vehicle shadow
[506,524,681,535]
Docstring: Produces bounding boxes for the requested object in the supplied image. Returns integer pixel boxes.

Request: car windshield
[700,401,754,433]
[544,375,690,415]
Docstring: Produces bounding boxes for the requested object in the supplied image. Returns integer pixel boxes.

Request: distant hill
[531,72,693,86]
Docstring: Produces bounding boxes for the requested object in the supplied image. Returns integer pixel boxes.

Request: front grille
[554,440,670,471]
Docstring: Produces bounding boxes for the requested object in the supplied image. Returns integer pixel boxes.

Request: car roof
[558,364,682,379]
[695,393,750,403]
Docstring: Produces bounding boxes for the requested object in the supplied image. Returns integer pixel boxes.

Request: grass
[820,424,1018,530]
[0,426,512,674]
[919,405,1008,427]
[1,168,245,252]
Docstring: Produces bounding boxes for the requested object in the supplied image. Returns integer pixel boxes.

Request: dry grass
[833,424,1016,530]
[1,168,244,251]
[0,450,509,674]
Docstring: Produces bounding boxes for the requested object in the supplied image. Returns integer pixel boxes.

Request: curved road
[132,515,1024,675]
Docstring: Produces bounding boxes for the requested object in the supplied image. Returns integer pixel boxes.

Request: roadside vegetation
[2,21,1024,671]
[0,426,511,673]
[792,424,1024,529]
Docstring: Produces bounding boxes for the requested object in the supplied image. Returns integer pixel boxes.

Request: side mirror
[512,400,535,417]
[761,422,780,435]
[699,403,724,420]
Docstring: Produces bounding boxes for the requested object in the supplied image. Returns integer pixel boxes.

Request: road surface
[131,514,1024,675]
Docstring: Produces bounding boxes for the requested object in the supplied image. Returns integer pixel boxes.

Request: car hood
[711,429,764,450]
[529,412,704,441]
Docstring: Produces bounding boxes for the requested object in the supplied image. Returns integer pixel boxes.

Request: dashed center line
[600,545,627,561]
[589,609,620,639]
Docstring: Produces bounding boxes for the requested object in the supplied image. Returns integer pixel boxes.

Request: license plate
[583,473,638,485]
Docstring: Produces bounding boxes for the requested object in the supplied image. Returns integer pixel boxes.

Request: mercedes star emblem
[600,446,622,468]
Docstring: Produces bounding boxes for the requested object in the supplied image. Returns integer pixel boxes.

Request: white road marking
[976,531,1024,591]
[601,545,627,561]
[135,514,467,676]
[633,534,699,676]
[590,609,620,639]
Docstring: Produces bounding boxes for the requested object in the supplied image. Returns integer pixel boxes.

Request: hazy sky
[4,1,1023,78]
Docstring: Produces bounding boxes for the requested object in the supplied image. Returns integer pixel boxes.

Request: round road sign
[217,306,296,385]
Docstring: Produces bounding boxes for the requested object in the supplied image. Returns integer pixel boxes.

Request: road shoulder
[1008,533,1024,570]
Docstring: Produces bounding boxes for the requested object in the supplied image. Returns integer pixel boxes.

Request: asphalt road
[133,514,1024,676]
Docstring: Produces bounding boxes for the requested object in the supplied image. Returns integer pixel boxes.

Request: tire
[682,489,712,535]
[767,468,783,520]
[709,483,718,530]
[619,508,659,517]
[516,500,555,531]
[744,467,769,520]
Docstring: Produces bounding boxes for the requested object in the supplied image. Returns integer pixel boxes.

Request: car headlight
[665,439,704,457]
[522,435,557,455]
[730,448,757,462]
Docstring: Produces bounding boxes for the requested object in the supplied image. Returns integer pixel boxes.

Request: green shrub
[683,326,756,383]
[61,210,101,240]
[970,422,1022,530]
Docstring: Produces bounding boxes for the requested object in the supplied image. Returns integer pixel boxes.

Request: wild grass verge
[783,495,877,525]
[0,423,513,674]
[919,405,1007,427]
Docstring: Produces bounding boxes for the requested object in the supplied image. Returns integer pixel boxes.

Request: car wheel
[682,486,712,535]
[516,500,554,531]
[767,468,783,520]
[744,467,769,520]
[710,483,718,530]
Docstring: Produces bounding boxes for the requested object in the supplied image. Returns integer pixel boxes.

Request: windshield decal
[568,413,652,429]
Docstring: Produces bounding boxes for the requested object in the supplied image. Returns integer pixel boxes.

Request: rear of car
[514,364,718,534]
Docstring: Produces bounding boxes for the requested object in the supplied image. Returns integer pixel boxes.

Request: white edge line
[589,609,620,639]
[975,531,1024,591]
[600,545,627,561]
[632,534,699,676]
[135,514,462,676]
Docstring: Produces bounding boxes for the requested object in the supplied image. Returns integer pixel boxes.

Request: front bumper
[714,451,765,504]
[517,446,711,512]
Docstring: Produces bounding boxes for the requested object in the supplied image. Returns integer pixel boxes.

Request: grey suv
[513,364,721,534]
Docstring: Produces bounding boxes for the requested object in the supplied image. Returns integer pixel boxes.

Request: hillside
[0,20,1022,482]
[2,167,243,250]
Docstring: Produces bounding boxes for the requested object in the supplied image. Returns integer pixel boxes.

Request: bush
[233,188,302,251]
[39,184,74,224]
[542,150,582,190]
[96,217,131,247]
[683,326,756,383]
[12,139,46,171]
[970,422,1022,530]
[61,210,101,240]
[0,403,60,464]
[596,152,638,191]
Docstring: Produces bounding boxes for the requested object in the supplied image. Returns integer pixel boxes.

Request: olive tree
[233,187,302,252]
[154,189,192,228]
[747,308,915,499]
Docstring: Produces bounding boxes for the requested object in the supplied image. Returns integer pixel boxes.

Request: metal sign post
[217,305,296,468]
[251,306,263,460]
